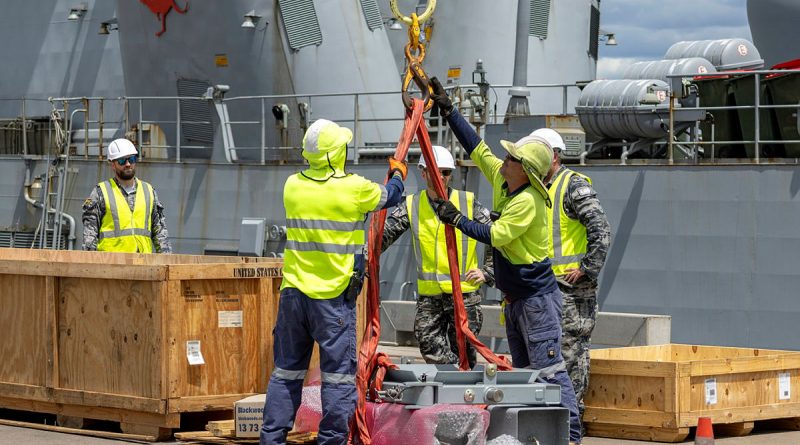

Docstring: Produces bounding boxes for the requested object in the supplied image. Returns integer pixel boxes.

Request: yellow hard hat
[302,119,352,157]
[499,135,553,207]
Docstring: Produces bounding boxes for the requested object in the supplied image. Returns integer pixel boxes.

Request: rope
[50,107,67,155]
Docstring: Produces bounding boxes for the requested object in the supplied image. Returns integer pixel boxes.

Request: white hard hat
[418,145,456,170]
[107,138,138,161]
[530,128,565,153]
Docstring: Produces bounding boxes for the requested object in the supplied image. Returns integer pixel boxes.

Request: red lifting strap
[351,99,511,445]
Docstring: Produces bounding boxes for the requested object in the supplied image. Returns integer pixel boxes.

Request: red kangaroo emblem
[140,0,189,37]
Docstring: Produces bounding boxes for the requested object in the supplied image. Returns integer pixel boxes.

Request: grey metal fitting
[463,389,475,402]
[485,387,504,403]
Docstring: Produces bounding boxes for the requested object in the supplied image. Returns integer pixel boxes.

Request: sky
[596,0,752,78]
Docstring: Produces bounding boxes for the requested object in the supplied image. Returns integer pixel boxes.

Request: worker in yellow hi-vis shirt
[428,77,582,444]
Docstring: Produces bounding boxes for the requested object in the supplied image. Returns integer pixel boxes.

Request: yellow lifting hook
[390,0,437,111]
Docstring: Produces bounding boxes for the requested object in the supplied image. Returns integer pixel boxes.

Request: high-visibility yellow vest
[547,169,590,276]
[407,189,480,296]
[97,179,155,253]
[281,173,384,300]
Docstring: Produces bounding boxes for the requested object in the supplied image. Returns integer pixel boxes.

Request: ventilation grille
[589,5,600,60]
[279,0,323,50]
[176,78,214,146]
[361,0,383,31]
[530,0,551,38]
[565,139,583,154]
[0,231,66,249]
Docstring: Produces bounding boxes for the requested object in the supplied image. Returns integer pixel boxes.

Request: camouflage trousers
[414,292,483,369]
[559,282,598,418]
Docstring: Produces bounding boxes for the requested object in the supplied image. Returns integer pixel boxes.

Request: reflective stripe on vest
[407,189,480,296]
[546,169,589,276]
[97,179,154,253]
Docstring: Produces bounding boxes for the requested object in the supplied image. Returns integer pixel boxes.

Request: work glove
[430,77,454,117]
[388,157,408,181]
[432,198,463,227]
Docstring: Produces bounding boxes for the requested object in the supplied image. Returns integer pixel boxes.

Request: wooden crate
[0,248,365,439]
[584,344,800,442]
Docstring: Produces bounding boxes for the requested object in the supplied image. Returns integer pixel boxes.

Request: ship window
[589,5,600,60]
[278,0,323,50]
[176,78,214,146]
[361,0,383,31]
[530,0,551,39]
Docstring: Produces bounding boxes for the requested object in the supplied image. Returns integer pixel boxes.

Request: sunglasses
[115,155,138,166]
[421,168,453,177]
[505,154,522,163]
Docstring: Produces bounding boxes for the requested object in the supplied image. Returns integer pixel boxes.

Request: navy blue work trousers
[260,287,357,445]
[504,290,582,443]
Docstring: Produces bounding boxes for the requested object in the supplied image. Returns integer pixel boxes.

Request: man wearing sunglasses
[82,138,172,253]
[381,145,494,369]
[428,78,582,445]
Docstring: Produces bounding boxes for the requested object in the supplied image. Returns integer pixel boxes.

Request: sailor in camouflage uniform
[535,129,611,419]
[382,146,493,368]
[82,138,172,253]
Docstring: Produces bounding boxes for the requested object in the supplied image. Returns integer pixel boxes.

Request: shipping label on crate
[218,310,243,328]
[705,378,717,405]
[232,266,282,278]
[186,340,205,366]
[235,394,266,438]
[779,372,791,400]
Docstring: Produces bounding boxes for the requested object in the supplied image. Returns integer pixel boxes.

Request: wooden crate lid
[0,248,282,280]
[592,343,800,363]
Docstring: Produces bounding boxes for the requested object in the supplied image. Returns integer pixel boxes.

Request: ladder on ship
[32,104,82,250]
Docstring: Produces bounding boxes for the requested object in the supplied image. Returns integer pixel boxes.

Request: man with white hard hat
[82,138,172,253]
[382,145,494,369]
[535,128,611,425]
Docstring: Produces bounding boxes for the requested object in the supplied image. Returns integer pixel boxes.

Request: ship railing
[214,83,579,164]
[3,82,580,162]
[0,97,58,156]
[646,69,800,165]
[222,90,408,165]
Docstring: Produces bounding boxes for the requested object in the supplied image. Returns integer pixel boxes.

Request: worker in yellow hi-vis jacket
[261,119,407,445]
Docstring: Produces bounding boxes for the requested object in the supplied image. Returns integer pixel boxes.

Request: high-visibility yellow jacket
[97,179,155,253]
[406,189,480,296]
[281,172,387,300]
[546,168,590,276]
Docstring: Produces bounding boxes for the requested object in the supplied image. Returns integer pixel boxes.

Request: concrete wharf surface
[1,423,799,444]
